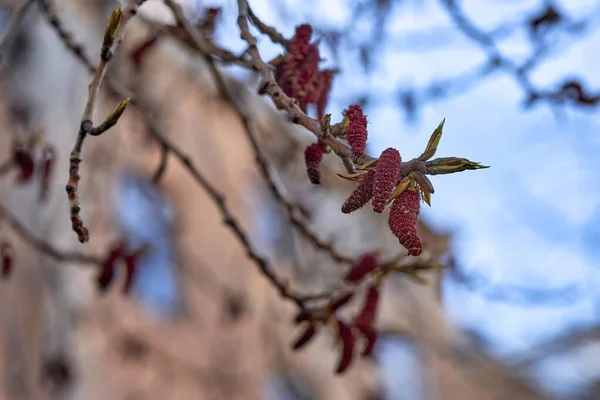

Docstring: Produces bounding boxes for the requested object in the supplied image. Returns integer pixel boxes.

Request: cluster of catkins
[272,24,335,119]
[293,254,381,374]
[305,105,423,256]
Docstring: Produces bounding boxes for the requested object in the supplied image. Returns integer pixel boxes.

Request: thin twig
[247,6,289,46]
[152,143,169,183]
[36,0,95,74]
[0,202,102,265]
[0,0,35,68]
[66,0,146,243]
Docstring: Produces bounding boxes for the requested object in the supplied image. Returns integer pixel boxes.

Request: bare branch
[66,0,145,243]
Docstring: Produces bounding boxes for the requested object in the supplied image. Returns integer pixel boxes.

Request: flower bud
[388,189,422,256]
[304,142,326,184]
[343,105,368,157]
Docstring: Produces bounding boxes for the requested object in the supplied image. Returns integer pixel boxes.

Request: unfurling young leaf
[418,118,445,161]
[95,98,130,134]
[102,5,123,54]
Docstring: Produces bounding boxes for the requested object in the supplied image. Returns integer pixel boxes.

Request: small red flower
[1,241,14,279]
[388,189,422,256]
[341,170,375,213]
[344,253,378,283]
[343,105,368,157]
[372,147,401,213]
[304,142,326,184]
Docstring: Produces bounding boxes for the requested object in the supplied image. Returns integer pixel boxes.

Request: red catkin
[343,105,368,157]
[122,248,145,294]
[316,70,334,119]
[1,241,14,278]
[294,309,311,325]
[275,24,335,117]
[335,320,355,374]
[354,285,380,329]
[388,189,422,256]
[356,325,377,357]
[345,253,378,283]
[13,144,34,183]
[372,147,401,213]
[96,242,125,292]
[304,142,326,184]
[341,170,375,214]
[292,324,317,350]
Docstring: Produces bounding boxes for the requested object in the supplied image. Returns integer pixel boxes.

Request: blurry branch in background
[509,325,600,369]
[0,201,102,265]
[445,256,585,307]
[0,0,33,68]
[291,0,600,120]
[438,0,600,110]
